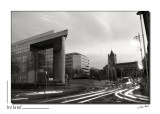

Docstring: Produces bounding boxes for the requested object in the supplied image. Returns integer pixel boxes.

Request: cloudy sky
[12,11,147,69]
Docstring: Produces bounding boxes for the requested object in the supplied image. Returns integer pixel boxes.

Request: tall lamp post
[137,13,149,81]
[137,12,149,95]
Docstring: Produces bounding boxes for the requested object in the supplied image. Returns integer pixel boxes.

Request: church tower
[108,50,117,67]
[107,50,117,82]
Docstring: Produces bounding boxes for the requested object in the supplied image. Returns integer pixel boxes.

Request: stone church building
[104,50,140,82]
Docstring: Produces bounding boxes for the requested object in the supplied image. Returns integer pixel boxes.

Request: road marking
[61,88,121,103]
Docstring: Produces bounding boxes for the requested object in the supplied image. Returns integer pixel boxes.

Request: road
[38,85,149,104]
[12,85,149,104]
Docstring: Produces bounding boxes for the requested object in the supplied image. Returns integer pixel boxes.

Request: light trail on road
[78,91,116,103]
[39,87,122,103]
[40,89,106,103]
[12,98,28,101]
[115,86,149,103]
[61,88,121,103]
[115,89,145,103]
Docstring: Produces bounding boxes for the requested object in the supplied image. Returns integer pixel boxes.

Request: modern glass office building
[11,30,68,84]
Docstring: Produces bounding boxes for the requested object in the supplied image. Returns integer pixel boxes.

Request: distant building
[116,62,139,77]
[104,50,140,81]
[65,53,90,78]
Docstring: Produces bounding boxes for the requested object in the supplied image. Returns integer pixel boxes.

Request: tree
[116,67,122,79]
[90,67,100,79]
[65,68,88,79]
[11,52,20,83]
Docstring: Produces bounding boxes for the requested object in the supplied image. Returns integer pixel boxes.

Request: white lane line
[12,98,28,101]
[40,87,121,103]
[78,91,117,103]
[61,88,121,103]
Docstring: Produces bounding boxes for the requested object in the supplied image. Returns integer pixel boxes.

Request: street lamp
[137,12,149,95]
[45,71,48,93]
[137,12,149,83]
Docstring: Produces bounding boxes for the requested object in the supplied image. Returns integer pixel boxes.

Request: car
[121,77,130,83]
[121,77,133,87]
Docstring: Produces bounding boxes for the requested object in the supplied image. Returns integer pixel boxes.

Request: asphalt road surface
[12,85,149,104]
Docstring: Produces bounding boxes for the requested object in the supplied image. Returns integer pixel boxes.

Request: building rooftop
[104,61,138,68]
[116,61,138,66]
[66,52,87,58]
[12,29,68,46]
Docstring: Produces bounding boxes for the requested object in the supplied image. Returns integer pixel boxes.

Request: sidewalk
[11,84,87,101]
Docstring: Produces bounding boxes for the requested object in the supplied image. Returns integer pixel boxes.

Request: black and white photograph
[11,11,150,104]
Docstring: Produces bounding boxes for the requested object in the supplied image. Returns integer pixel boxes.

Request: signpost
[45,71,48,93]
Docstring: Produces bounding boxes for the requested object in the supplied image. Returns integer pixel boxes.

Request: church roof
[110,50,114,55]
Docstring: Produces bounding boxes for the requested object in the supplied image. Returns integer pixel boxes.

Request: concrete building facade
[65,53,90,76]
[11,30,68,84]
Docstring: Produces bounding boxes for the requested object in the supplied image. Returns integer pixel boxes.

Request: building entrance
[34,48,54,83]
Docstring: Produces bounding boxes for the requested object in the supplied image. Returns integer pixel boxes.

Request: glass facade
[36,48,53,83]
[11,41,54,84]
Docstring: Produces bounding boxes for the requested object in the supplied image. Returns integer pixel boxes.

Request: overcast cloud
[12,11,147,69]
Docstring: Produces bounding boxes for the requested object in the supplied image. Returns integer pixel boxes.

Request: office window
[22,65,27,72]
[23,56,28,62]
